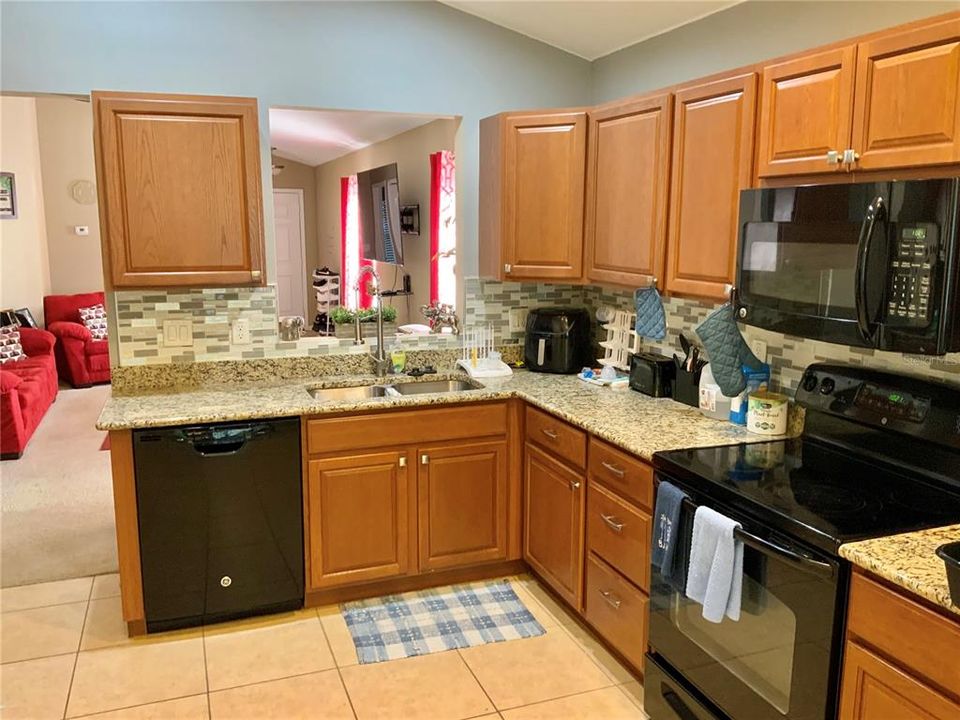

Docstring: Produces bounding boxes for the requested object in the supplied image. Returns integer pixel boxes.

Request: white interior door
[273,189,307,319]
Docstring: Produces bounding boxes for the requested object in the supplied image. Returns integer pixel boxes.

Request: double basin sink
[308,378,482,402]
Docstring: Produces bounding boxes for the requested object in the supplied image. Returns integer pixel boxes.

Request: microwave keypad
[887,226,936,327]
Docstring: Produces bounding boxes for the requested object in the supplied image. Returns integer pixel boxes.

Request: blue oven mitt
[695,303,763,396]
[634,287,667,340]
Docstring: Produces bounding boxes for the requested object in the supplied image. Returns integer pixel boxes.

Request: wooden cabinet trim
[93,91,265,288]
[756,46,857,178]
[851,16,960,171]
[665,72,757,300]
[108,430,145,628]
[585,93,673,289]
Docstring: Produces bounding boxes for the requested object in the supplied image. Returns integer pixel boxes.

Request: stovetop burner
[763,481,877,518]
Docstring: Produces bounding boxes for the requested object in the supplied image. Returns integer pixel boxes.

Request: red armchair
[1,327,59,459]
[44,292,111,388]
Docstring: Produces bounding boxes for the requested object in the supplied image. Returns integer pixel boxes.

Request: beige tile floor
[0,573,648,720]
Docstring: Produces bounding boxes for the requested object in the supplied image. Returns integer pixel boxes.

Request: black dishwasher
[134,418,303,632]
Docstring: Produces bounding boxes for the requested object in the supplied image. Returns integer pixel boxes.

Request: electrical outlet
[231,318,251,345]
[162,320,193,347]
[508,307,528,333]
[750,338,768,363]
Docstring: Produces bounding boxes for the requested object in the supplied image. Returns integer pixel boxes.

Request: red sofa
[1,327,59,459]
[44,292,111,388]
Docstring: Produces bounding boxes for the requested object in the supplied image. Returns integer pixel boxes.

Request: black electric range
[644,363,960,720]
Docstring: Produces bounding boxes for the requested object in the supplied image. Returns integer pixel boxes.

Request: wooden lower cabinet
[583,553,649,672]
[839,641,960,720]
[417,440,509,571]
[523,442,585,609]
[307,450,414,589]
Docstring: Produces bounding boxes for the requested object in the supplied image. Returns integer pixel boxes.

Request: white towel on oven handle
[685,506,744,623]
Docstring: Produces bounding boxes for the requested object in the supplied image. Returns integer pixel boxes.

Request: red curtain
[340,175,372,309]
[428,152,441,305]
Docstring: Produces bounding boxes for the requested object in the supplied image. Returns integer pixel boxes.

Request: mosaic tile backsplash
[115,279,959,393]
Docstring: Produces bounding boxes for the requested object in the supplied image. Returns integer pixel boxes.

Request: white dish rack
[456,324,513,378]
[598,310,641,372]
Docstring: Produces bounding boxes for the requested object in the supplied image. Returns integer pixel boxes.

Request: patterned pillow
[0,324,26,364]
[78,304,108,341]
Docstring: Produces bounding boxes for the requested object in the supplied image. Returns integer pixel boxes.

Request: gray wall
[592,1,958,103]
[1,1,591,278]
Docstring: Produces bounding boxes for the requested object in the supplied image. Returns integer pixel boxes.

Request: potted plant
[331,306,398,339]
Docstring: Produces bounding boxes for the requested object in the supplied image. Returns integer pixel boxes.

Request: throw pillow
[0,324,26,364]
[78,303,108,341]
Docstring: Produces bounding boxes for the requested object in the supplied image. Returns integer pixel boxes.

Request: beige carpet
[1,384,117,587]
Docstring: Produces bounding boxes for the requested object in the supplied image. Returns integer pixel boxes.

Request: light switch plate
[231,318,251,345]
[162,319,193,347]
[508,307,528,333]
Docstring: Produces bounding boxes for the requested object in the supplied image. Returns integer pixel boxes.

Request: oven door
[649,476,844,720]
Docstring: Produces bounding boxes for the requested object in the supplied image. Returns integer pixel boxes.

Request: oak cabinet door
[93,91,265,287]
[665,74,757,300]
[851,17,960,171]
[502,112,586,281]
[585,94,672,288]
[307,451,412,589]
[757,47,857,177]
[417,440,508,572]
[523,442,585,609]
[839,641,960,720]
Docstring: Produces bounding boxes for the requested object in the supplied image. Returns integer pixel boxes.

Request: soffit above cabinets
[440,0,743,61]
[268,108,453,167]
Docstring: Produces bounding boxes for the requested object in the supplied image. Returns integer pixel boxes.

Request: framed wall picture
[0,173,16,219]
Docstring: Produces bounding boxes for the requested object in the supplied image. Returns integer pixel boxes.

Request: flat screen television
[357,163,403,265]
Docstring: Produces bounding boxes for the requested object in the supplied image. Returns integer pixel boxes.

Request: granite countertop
[840,525,960,618]
[97,370,782,462]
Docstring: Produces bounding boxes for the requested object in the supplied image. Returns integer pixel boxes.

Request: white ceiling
[442,1,743,61]
[268,108,451,167]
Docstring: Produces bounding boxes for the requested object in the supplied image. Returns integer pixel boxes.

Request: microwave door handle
[854,196,886,343]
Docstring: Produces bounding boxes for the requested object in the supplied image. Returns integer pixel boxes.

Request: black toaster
[629,352,675,397]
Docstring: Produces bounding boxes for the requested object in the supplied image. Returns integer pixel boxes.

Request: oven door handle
[661,685,701,720]
[854,195,885,344]
[736,526,835,579]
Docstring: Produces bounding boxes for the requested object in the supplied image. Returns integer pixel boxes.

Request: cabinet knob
[826,150,841,165]
[504,263,512,274]
[421,454,429,465]
[569,479,581,491]
[842,148,860,165]
[251,270,262,280]
[398,456,407,467]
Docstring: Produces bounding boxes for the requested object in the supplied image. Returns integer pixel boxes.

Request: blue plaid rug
[340,578,546,664]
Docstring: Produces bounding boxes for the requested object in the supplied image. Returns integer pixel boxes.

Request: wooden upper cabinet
[665,73,757,300]
[585,94,672,288]
[851,16,960,171]
[92,91,265,288]
[757,46,857,177]
[417,440,508,572]
[307,450,413,589]
[480,111,586,281]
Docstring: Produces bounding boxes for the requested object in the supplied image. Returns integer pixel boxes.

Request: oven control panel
[886,223,938,328]
[853,382,930,423]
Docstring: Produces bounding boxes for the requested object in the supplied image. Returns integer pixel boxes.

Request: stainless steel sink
[390,379,480,395]
[308,385,387,401]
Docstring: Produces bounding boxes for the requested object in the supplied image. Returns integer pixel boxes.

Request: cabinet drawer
[847,571,960,698]
[588,438,653,510]
[584,553,648,671]
[525,406,586,469]
[587,482,650,591]
[306,403,507,455]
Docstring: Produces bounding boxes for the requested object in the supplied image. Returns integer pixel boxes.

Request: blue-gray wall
[592,1,958,103]
[1,1,592,277]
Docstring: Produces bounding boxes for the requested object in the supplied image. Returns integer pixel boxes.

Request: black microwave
[735,179,960,355]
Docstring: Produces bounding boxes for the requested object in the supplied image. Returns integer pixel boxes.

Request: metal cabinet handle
[826,149,841,165]
[601,514,624,533]
[504,263,512,274]
[599,589,622,610]
[569,479,581,491]
[601,461,625,478]
[399,456,407,467]
[421,454,429,465]
[843,148,860,165]
[541,428,559,440]
[251,270,262,280]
